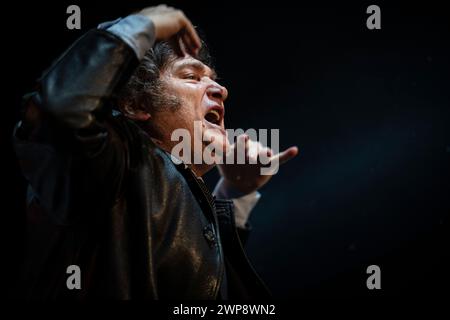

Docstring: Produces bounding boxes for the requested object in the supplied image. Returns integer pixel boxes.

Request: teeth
[208,110,221,122]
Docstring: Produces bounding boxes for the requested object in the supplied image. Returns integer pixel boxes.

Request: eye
[184,74,200,81]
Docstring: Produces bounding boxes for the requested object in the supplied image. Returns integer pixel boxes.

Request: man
[13,4,298,299]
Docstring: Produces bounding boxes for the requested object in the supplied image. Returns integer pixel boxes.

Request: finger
[181,30,197,56]
[181,31,199,57]
[182,19,202,56]
[269,146,299,166]
[248,139,261,161]
[257,144,272,157]
[234,134,248,164]
[244,135,251,162]
[257,145,272,164]
[169,35,185,57]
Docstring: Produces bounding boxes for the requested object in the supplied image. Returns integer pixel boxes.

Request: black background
[2,0,449,299]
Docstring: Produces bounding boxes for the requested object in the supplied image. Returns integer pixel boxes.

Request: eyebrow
[174,61,218,80]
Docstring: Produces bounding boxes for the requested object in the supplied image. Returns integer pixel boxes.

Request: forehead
[168,56,216,79]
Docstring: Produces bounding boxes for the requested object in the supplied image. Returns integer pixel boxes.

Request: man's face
[150,55,229,175]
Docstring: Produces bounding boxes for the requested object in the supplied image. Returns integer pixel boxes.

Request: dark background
[2,0,449,298]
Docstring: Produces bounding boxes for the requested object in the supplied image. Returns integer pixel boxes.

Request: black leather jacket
[13,28,270,299]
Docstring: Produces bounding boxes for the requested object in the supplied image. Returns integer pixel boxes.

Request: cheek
[178,106,198,125]
[159,108,198,139]
[173,82,205,113]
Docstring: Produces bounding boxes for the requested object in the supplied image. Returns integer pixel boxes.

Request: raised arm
[13,5,201,223]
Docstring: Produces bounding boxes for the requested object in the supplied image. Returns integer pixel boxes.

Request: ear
[125,109,152,122]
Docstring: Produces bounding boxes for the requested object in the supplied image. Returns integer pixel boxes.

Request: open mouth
[204,108,223,126]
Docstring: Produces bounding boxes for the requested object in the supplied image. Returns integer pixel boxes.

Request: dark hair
[117,40,214,115]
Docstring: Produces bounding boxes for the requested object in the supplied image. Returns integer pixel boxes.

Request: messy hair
[117,40,214,115]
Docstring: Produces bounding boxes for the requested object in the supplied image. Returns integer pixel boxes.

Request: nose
[206,81,228,103]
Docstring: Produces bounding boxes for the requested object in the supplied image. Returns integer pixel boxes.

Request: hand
[139,4,201,56]
[217,134,298,195]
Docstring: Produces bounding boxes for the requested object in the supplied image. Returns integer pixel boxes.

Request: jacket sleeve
[13,27,151,224]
